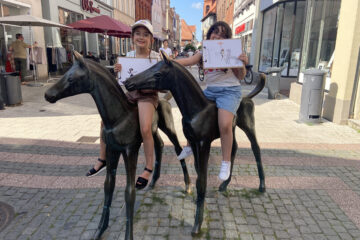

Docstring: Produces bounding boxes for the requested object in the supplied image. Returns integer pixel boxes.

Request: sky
[170,0,203,41]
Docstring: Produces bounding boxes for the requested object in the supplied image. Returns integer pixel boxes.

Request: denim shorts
[203,85,242,115]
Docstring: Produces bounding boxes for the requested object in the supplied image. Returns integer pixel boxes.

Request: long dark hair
[206,21,232,40]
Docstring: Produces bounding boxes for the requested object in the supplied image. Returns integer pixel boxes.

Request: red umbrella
[68,15,131,59]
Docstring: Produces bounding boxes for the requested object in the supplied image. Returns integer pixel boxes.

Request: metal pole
[27,26,43,87]
[105,31,108,61]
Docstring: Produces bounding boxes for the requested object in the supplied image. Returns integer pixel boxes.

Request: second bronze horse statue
[44,51,190,240]
[125,51,266,236]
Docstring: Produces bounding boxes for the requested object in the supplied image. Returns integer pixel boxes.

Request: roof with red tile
[181,19,196,41]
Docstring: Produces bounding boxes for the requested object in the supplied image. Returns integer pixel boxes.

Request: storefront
[233,0,255,60]
[41,0,114,63]
[258,0,340,82]
[0,0,48,79]
[256,0,360,123]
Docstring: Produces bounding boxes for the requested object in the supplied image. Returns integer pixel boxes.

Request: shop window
[279,2,295,75]
[301,0,341,77]
[272,5,284,68]
[289,0,306,76]
[259,0,306,77]
[58,7,85,61]
[259,7,276,72]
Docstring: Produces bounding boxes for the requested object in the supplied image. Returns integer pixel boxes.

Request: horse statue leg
[157,100,191,193]
[94,147,121,240]
[122,142,141,240]
[191,141,211,237]
[237,98,266,193]
[219,129,238,192]
[149,129,164,189]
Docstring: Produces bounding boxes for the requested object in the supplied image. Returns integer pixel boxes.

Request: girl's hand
[114,63,122,73]
[238,53,248,66]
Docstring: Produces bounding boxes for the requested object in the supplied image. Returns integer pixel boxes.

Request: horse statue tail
[236,73,266,132]
[245,73,266,99]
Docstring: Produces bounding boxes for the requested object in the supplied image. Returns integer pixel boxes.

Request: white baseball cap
[132,19,154,35]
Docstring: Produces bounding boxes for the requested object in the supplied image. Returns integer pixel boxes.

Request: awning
[235,24,245,34]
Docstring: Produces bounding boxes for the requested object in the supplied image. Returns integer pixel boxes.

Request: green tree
[184,43,196,52]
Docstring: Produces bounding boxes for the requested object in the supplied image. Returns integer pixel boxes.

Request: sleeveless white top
[200,50,241,87]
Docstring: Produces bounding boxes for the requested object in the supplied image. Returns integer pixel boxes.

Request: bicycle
[198,63,204,81]
[244,64,253,85]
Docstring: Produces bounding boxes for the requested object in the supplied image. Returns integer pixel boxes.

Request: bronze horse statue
[44,51,190,240]
[125,51,266,236]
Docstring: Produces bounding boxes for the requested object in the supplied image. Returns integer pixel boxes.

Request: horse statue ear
[160,50,172,66]
[73,51,86,66]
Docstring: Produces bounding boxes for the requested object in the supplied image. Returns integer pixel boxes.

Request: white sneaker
[177,146,193,160]
[218,161,231,180]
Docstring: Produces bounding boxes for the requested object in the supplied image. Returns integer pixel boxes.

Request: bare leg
[218,109,235,162]
[137,101,155,181]
[86,121,106,176]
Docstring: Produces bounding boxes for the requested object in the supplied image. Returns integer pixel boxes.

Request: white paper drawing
[202,39,243,69]
[117,57,158,85]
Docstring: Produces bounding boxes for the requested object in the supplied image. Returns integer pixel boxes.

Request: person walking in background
[159,39,173,58]
[10,33,31,84]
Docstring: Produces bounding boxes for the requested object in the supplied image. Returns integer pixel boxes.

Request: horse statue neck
[170,62,211,121]
[87,61,133,128]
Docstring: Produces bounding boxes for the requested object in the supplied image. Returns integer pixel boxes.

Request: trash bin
[299,69,326,123]
[265,67,284,99]
[0,72,22,105]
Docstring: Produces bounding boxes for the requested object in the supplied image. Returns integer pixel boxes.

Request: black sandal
[86,158,106,177]
[135,167,153,190]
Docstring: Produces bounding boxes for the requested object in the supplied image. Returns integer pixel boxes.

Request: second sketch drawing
[202,39,243,69]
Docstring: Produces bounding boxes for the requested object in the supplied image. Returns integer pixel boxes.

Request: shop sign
[81,0,100,14]
[235,23,245,34]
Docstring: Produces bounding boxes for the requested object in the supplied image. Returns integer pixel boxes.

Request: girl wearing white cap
[86,20,160,190]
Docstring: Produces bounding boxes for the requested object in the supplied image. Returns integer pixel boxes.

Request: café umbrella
[0,14,71,86]
[67,15,131,60]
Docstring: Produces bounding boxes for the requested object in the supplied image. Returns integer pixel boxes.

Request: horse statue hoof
[191,225,201,237]
[93,228,108,240]
[259,183,266,193]
[218,180,229,192]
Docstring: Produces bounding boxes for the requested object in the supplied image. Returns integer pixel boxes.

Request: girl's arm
[175,52,202,66]
[232,53,248,80]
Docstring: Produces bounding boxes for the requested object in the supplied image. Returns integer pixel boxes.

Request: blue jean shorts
[203,85,242,115]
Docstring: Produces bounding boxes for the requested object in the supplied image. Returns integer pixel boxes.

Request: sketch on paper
[117,57,158,85]
[202,39,243,69]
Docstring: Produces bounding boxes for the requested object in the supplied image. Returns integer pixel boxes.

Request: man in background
[159,39,173,58]
[10,33,31,84]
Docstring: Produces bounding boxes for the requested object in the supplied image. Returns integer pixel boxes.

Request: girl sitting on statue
[175,21,248,180]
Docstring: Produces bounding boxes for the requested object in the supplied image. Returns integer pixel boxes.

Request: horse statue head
[125,51,200,93]
[45,51,100,103]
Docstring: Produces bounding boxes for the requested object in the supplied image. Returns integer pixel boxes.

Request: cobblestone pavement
[0,67,360,239]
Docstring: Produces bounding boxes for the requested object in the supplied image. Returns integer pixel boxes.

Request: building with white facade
[233,0,256,62]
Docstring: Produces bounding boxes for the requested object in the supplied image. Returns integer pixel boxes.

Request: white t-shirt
[199,50,241,87]
[159,47,172,57]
